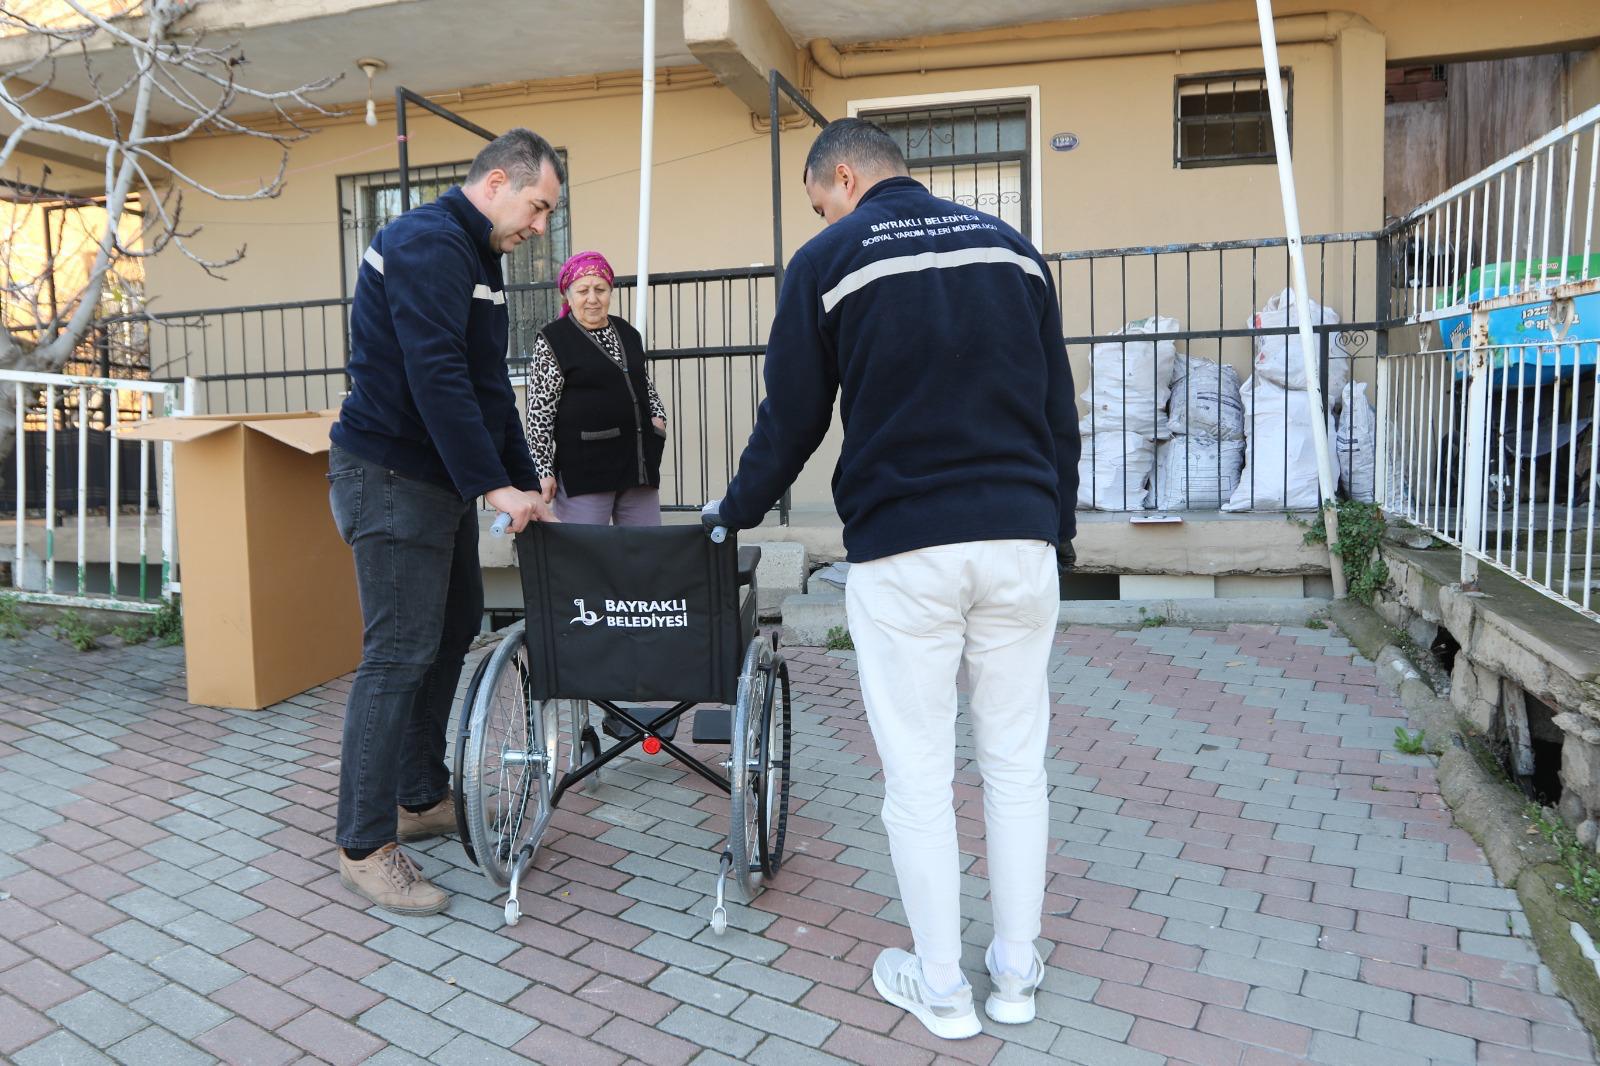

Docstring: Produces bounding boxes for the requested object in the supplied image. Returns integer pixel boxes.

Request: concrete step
[778,591,1331,646]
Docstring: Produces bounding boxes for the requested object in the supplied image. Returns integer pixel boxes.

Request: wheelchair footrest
[602,706,680,743]
[690,708,732,746]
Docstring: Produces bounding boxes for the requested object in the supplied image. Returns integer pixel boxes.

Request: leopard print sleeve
[524,332,562,480]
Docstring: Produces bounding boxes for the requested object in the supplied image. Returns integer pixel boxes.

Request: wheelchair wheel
[756,652,792,878]
[462,625,562,887]
[727,636,790,898]
[451,649,497,869]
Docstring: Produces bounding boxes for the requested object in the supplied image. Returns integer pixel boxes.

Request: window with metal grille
[1174,70,1290,168]
[862,100,1031,236]
[336,155,570,331]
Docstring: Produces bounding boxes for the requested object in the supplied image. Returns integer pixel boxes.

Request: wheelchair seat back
[515,524,749,704]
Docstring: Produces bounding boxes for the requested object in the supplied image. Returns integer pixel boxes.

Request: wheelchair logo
[569,599,602,626]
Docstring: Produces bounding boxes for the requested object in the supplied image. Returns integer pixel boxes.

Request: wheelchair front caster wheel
[710,906,728,935]
[504,896,521,927]
[579,726,601,793]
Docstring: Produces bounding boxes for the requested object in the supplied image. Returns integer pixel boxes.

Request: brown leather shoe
[338,843,448,916]
[397,795,457,842]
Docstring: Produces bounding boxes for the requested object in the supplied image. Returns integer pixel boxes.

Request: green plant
[113,598,184,647]
[0,594,27,639]
[1528,804,1600,922]
[1303,500,1390,605]
[1306,618,1328,630]
[1136,607,1168,629]
[54,610,100,652]
[1394,726,1426,756]
[824,625,853,651]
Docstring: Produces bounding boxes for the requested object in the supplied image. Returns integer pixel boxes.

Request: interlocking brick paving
[0,619,1593,1065]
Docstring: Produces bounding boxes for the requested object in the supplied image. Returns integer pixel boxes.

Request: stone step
[778,591,1331,645]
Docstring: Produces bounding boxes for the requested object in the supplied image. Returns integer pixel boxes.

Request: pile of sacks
[1075,294,1387,512]
[1075,316,1251,511]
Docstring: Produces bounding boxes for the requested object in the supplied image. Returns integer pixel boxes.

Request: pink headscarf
[558,251,615,316]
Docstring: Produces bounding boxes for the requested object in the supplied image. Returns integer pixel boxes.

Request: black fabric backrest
[516,524,741,703]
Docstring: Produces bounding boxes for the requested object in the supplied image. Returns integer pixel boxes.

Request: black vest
[541,314,664,497]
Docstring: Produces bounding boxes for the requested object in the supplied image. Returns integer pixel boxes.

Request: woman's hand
[539,476,557,504]
[652,417,666,432]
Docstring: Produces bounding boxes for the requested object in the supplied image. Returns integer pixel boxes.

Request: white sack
[1152,434,1246,510]
[1223,377,1331,511]
[1250,288,1351,396]
[1080,316,1180,436]
[1167,355,1245,439]
[1077,430,1155,511]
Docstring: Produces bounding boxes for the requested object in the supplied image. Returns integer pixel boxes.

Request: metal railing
[1379,101,1600,621]
[104,265,780,514]
[3,367,187,613]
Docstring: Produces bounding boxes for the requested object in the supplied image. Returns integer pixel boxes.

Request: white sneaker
[870,948,981,1040]
[984,942,1045,1024]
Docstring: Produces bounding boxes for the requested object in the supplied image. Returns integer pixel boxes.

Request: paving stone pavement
[0,620,1595,1066]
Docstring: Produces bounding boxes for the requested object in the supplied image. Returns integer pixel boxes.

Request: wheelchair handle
[490,511,512,536]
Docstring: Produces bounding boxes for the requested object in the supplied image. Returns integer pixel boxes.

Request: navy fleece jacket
[331,186,539,500]
[719,176,1081,562]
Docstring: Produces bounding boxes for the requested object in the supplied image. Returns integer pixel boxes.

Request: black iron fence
[63,231,1420,522]
[99,265,780,514]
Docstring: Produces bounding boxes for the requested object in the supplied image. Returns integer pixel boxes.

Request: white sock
[990,938,1036,978]
[920,958,965,996]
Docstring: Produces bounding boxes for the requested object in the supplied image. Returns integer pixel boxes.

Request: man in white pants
[703,118,1080,1038]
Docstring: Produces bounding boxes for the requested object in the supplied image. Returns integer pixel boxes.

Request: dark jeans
[327,444,482,850]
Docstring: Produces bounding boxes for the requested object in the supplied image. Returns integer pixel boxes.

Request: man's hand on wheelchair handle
[486,486,558,534]
[700,497,725,533]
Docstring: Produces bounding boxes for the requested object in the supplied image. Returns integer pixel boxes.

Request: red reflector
[642,736,662,755]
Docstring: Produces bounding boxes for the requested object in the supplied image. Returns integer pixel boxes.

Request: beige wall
[144,31,1382,309]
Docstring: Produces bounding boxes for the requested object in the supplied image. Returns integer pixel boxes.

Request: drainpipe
[634,0,657,339]
[806,13,1365,78]
[1255,0,1348,600]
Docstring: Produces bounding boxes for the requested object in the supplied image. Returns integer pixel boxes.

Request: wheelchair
[451,522,792,933]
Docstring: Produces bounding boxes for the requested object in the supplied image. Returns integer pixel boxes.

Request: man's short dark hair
[466,128,566,189]
[803,118,907,185]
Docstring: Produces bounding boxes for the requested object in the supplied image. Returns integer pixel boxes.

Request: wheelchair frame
[451,541,792,933]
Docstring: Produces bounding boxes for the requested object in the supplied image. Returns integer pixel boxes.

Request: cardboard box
[123,411,361,709]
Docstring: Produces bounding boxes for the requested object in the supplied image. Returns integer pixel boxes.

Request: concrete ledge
[1060,597,1330,627]
[779,592,1332,645]
[780,589,844,646]
[751,541,806,619]
[736,506,1331,577]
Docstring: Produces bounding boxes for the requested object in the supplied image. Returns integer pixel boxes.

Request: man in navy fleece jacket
[707,119,1080,1039]
[327,129,559,916]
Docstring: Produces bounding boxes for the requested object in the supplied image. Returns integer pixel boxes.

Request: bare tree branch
[0,0,335,463]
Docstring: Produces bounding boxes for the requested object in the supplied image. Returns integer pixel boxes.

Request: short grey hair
[466,128,566,189]
[803,118,907,184]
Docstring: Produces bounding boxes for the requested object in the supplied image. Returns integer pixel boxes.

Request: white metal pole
[1254,0,1347,598]
[633,0,656,340]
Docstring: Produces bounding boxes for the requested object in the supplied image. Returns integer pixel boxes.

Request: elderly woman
[525,251,668,524]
